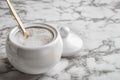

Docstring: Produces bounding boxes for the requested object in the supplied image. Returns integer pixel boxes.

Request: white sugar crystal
[14,27,53,47]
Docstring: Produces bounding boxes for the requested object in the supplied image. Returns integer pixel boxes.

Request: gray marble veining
[1,0,120,80]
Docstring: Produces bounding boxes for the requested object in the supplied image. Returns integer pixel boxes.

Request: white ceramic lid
[60,27,83,57]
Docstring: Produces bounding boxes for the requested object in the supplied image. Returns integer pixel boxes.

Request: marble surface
[1,0,120,80]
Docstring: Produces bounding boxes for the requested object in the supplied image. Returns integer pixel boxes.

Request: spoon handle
[6,0,28,38]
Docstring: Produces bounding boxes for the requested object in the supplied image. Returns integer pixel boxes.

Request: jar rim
[9,23,59,50]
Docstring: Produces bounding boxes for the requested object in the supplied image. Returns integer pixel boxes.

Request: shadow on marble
[0,58,43,80]
[0,58,70,80]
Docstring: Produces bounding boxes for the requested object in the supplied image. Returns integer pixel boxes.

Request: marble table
[1,0,120,80]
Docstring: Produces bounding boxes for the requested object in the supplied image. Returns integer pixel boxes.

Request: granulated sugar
[14,27,54,47]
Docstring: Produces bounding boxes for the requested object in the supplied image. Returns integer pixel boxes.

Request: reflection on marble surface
[1,0,120,80]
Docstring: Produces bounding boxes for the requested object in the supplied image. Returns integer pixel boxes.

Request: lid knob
[59,27,70,38]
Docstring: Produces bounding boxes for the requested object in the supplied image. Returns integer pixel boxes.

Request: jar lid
[60,27,83,57]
